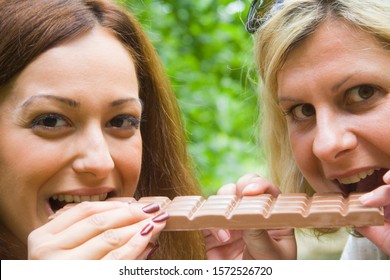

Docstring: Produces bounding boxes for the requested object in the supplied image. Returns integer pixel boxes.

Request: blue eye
[30,114,70,129]
[106,115,140,129]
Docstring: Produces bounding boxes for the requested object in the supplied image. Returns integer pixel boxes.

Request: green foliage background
[123,0,267,196]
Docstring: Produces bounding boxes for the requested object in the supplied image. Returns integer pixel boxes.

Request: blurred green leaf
[125,0,266,195]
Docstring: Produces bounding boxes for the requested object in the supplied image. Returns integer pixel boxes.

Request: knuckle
[87,213,106,227]
[237,173,261,186]
[101,229,121,247]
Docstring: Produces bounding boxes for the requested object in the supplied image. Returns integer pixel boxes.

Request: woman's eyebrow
[21,94,80,108]
[277,96,302,104]
[110,97,143,108]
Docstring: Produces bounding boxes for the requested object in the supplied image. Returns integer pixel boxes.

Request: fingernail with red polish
[140,223,154,236]
[147,242,159,260]
[152,211,169,223]
[142,203,160,214]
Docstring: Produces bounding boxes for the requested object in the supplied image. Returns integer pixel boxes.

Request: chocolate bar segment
[135,193,383,230]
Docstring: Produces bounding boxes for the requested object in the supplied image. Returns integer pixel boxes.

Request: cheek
[289,130,311,166]
[0,134,58,198]
[113,135,143,196]
[289,131,319,180]
[0,139,51,242]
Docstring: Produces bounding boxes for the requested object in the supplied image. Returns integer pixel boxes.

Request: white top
[340,235,389,260]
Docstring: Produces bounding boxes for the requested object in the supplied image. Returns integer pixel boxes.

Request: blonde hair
[255,0,390,194]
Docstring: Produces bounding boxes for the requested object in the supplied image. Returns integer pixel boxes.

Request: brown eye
[346,84,377,104]
[291,103,315,120]
[106,115,140,129]
[31,114,69,128]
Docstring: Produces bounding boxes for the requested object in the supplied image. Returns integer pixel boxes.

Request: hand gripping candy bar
[135,193,384,230]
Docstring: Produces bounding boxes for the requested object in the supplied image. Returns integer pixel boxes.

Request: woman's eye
[106,115,140,129]
[288,103,315,121]
[30,114,70,129]
[346,84,377,104]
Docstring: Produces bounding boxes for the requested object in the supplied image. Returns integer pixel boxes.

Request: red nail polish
[152,211,169,223]
[147,242,159,260]
[140,223,154,236]
[142,203,160,214]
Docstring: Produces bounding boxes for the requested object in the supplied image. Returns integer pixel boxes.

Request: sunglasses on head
[245,0,285,33]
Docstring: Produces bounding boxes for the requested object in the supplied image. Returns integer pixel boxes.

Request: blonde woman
[208,0,390,259]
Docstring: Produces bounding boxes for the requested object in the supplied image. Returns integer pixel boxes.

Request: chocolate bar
[136,193,384,230]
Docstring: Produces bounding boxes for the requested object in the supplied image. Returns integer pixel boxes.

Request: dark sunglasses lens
[245,0,274,33]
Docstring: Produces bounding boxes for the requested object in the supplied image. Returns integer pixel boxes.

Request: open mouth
[49,192,114,213]
[336,168,388,196]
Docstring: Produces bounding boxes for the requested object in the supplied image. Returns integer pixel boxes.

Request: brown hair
[0,0,205,259]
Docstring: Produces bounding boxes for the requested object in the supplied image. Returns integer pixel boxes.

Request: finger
[216,183,237,195]
[236,174,280,197]
[106,197,136,203]
[204,228,231,243]
[383,170,390,184]
[207,237,246,260]
[241,182,281,197]
[48,203,77,220]
[62,221,144,259]
[49,203,159,248]
[209,184,237,242]
[44,201,129,233]
[236,173,263,188]
[58,210,167,259]
[359,185,390,207]
[136,242,160,260]
[101,219,166,260]
[243,228,296,259]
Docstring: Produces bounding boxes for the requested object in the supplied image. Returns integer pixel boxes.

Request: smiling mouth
[336,168,387,196]
[49,192,112,213]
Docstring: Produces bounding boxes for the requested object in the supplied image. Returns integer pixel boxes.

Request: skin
[0,27,167,259]
[208,19,390,259]
[278,19,390,255]
[205,174,296,260]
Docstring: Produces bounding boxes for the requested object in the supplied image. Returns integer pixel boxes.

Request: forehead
[286,19,384,67]
[277,19,389,94]
[5,27,139,104]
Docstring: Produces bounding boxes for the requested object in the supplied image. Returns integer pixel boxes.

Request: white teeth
[51,193,108,203]
[80,195,90,202]
[338,169,375,184]
[99,193,108,200]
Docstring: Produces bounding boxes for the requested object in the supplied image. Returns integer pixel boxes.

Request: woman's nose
[312,111,358,162]
[72,125,115,178]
